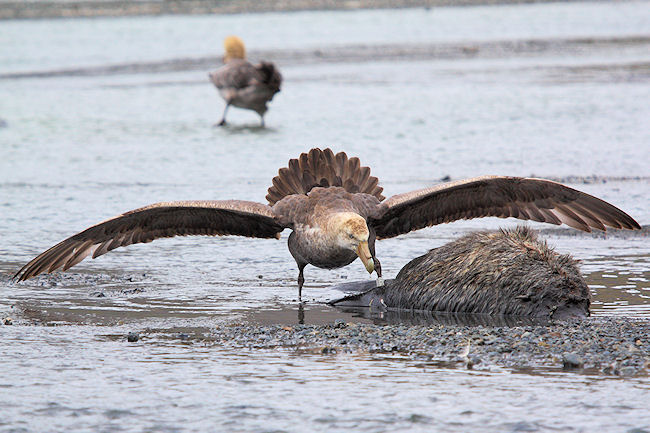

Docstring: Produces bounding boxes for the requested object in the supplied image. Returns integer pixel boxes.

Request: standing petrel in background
[209,36,282,127]
[15,148,641,298]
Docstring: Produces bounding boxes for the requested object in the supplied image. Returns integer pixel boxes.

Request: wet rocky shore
[0,0,589,20]
[143,317,650,376]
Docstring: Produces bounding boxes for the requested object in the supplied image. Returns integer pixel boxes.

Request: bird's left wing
[210,62,259,90]
[368,176,640,239]
[15,200,285,281]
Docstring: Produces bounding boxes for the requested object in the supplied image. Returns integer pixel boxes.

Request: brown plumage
[209,36,282,127]
[15,148,641,299]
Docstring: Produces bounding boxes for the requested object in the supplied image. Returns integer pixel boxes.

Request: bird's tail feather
[266,148,385,205]
[256,61,282,93]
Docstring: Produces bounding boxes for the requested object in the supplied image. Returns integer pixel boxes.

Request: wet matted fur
[332,227,591,319]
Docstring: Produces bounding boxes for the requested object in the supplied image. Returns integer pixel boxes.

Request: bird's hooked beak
[355,241,375,274]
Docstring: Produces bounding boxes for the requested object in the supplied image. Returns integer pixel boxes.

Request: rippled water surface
[1,2,649,432]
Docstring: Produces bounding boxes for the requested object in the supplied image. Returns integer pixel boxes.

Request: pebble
[562,353,584,370]
[127,332,140,342]
[197,317,650,376]
[619,366,638,377]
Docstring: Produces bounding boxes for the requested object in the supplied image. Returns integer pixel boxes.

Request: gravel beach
[138,317,650,376]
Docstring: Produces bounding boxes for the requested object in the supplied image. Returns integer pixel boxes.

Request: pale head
[329,212,374,274]
[223,35,246,62]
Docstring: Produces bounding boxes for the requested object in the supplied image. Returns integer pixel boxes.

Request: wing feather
[15,200,285,281]
[370,176,640,239]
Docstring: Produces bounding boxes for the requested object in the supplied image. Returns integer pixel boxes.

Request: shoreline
[157,317,650,376]
[0,0,602,20]
[3,307,648,376]
[3,35,649,80]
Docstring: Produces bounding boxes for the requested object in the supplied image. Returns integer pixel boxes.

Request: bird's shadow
[212,123,277,135]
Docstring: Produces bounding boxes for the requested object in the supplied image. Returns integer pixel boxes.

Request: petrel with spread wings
[15,148,641,297]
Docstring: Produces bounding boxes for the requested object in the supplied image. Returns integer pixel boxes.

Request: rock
[562,352,584,370]
[127,332,140,342]
[3,317,12,325]
[466,355,482,369]
[619,366,637,377]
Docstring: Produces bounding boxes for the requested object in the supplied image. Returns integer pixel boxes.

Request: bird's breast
[290,225,357,269]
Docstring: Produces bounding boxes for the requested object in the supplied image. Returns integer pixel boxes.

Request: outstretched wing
[15,200,285,281]
[369,176,641,239]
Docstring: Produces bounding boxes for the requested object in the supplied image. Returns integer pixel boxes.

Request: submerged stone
[562,352,584,370]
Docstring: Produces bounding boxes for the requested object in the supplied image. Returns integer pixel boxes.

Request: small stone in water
[619,366,637,377]
[127,332,140,342]
[562,353,583,370]
[3,317,12,325]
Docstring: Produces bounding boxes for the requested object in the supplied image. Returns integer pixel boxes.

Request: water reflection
[334,306,552,327]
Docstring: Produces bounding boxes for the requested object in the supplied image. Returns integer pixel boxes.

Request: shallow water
[1,2,650,432]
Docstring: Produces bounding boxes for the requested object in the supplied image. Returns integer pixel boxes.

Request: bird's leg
[297,264,306,300]
[218,103,230,126]
[259,115,265,128]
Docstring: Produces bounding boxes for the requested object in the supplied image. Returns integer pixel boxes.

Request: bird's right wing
[369,176,640,239]
[15,200,285,281]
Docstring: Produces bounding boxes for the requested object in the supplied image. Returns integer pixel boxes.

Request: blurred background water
[1,2,649,432]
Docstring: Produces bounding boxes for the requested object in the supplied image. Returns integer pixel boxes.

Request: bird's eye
[348,234,355,239]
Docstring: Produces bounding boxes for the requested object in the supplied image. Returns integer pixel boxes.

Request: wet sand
[4,35,649,80]
[192,318,650,375]
[2,259,649,377]
[0,0,594,20]
[3,306,648,376]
